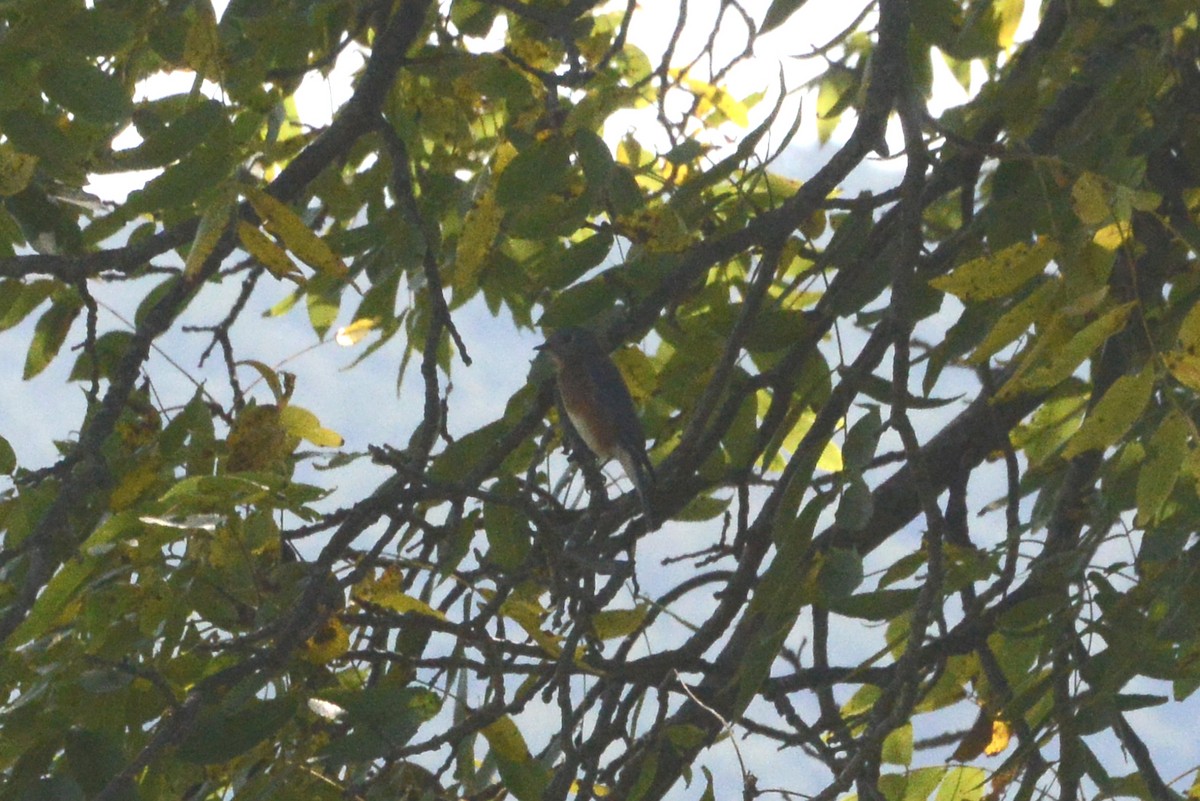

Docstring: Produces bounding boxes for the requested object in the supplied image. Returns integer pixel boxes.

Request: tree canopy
[2,0,1200,799]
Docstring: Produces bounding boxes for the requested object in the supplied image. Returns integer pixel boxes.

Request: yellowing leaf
[481,716,533,762]
[1071,172,1111,226]
[1164,301,1200,391]
[304,618,350,664]
[238,221,303,282]
[335,318,378,347]
[185,190,233,279]
[0,145,38,196]
[455,190,502,289]
[590,605,649,640]
[279,405,344,447]
[110,459,162,511]
[1136,411,1190,527]
[1061,364,1154,459]
[354,567,447,620]
[184,0,221,78]
[930,239,1055,301]
[243,186,348,278]
[760,405,843,473]
[995,303,1134,401]
[969,279,1060,364]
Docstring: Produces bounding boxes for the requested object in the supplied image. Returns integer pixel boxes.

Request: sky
[5,0,1198,798]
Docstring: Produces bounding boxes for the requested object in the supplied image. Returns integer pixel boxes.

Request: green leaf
[41,59,130,124]
[760,0,808,33]
[827,588,919,621]
[178,697,297,764]
[0,279,56,331]
[320,685,441,763]
[818,547,864,602]
[0,144,38,196]
[881,723,913,766]
[1135,411,1190,527]
[834,474,873,532]
[842,407,882,471]
[496,137,572,207]
[68,330,136,383]
[1061,364,1154,459]
[184,187,234,278]
[483,486,531,569]
[929,239,1056,302]
[24,295,82,380]
[935,766,987,801]
[0,434,15,474]
[591,605,649,640]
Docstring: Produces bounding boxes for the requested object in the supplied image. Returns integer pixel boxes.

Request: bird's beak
[534,342,549,352]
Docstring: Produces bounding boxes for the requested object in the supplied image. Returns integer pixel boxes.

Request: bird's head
[536,327,605,365]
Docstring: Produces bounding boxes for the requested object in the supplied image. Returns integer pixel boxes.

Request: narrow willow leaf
[1061,364,1154,459]
[929,238,1055,302]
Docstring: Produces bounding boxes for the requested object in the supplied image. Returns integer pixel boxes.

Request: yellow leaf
[930,239,1055,302]
[243,186,348,278]
[304,618,349,664]
[185,190,234,279]
[354,567,447,620]
[984,718,1012,756]
[335,318,378,347]
[671,69,750,127]
[238,221,303,282]
[994,0,1024,48]
[1093,222,1129,250]
[0,144,38,196]
[279,405,344,447]
[1061,364,1154,459]
[590,605,649,640]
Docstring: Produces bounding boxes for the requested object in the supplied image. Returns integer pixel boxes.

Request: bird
[537,327,656,520]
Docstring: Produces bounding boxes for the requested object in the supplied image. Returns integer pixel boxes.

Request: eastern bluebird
[537,327,655,520]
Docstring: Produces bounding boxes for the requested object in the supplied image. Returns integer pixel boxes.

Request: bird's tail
[620,450,657,526]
